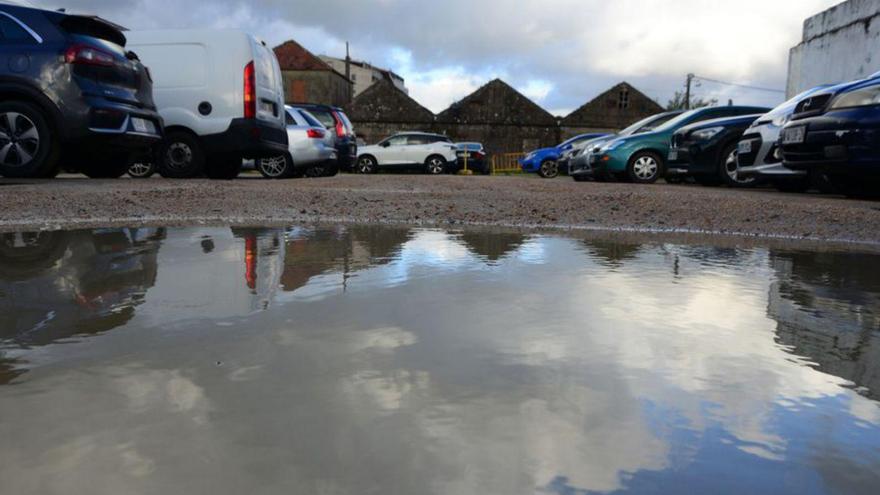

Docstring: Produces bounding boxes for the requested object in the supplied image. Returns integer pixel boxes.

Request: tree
[666,91,718,111]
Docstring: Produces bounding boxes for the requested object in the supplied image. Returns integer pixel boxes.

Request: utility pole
[685,73,695,110]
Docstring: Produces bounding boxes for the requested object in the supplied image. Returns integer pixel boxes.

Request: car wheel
[0,101,60,178]
[425,155,447,175]
[537,159,558,179]
[626,151,663,184]
[829,175,880,199]
[158,131,205,178]
[356,155,378,174]
[128,159,156,179]
[81,152,131,178]
[205,154,242,180]
[718,143,756,187]
[321,161,339,177]
[257,155,293,179]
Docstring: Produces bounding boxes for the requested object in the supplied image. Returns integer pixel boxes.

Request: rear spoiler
[57,14,128,46]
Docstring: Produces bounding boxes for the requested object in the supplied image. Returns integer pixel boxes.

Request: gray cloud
[37,0,842,112]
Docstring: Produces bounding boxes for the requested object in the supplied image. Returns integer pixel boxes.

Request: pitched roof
[345,78,434,124]
[274,40,335,72]
[437,79,556,126]
[562,82,664,127]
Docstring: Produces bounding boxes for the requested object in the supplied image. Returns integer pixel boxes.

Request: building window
[618,89,630,109]
[351,73,357,82]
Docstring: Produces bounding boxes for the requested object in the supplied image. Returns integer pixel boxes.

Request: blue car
[520,133,608,178]
[781,75,880,198]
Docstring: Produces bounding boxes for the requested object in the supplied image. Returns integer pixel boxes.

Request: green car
[590,106,771,183]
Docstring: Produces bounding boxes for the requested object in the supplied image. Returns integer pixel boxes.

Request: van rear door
[250,37,284,127]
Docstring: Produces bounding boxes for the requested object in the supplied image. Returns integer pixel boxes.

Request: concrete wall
[281,70,352,106]
[431,123,560,154]
[787,0,880,97]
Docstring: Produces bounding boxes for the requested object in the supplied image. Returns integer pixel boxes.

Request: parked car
[0,3,163,179]
[520,133,608,179]
[290,103,357,171]
[126,29,287,179]
[570,110,684,181]
[780,76,880,198]
[454,143,488,174]
[667,113,766,186]
[356,132,458,174]
[256,106,337,179]
[588,106,771,183]
[736,85,836,192]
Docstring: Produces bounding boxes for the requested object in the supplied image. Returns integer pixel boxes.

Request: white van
[126,29,288,179]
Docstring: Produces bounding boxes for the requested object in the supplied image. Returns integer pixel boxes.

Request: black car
[290,104,356,171]
[781,76,880,198]
[667,113,767,186]
[454,142,489,174]
[0,4,162,179]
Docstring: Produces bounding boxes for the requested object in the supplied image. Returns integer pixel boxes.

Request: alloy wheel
[427,157,445,175]
[129,162,154,178]
[724,149,754,185]
[539,160,558,178]
[632,156,658,180]
[0,112,40,168]
[357,157,375,174]
[260,156,288,178]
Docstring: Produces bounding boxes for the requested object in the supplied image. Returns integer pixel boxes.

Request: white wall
[787,0,880,97]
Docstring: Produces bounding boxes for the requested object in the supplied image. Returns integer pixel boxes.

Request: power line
[692,75,785,94]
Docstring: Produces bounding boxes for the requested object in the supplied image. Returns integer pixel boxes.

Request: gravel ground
[2,172,880,247]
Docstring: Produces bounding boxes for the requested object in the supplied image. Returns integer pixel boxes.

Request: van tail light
[64,44,116,66]
[307,128,325,139]
[243,61,256,119]
[332,111,346,138]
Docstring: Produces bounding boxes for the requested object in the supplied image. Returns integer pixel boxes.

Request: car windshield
[761,86,834,120]
[619,112,681,136]
[559,135,593,148]
[652,109,704,132]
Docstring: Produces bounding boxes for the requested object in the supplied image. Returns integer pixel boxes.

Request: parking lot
[2,173,879,246]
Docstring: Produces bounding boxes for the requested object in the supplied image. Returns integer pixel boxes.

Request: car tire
[128,158,156,179]
[205,154,242,180]
[425,155,447,175]
[0,101,60,178]
[321,161,339,177]
[626,151,663,184]
[356,155,378,174]
[257,154,294,179]
[718,143,756,188]
[537,159,558,179]
[829,175,880,199]
[158,131,205,178]
[81,152,131,179]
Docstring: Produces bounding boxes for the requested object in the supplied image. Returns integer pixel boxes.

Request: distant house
[319,55,407,97]
[344,78,434,144]
[273,40,352,107]
[561,82,663,139]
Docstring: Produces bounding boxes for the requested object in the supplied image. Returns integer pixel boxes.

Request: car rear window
[305,109,336,129]
[297,109,324,128]
[57,15,127,48]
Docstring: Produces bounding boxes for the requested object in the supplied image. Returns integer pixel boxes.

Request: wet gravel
[1,173,880,246]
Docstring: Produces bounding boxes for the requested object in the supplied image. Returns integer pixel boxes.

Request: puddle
[1,226,879,494]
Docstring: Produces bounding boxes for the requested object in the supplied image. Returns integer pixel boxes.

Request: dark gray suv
[0,4,162,178]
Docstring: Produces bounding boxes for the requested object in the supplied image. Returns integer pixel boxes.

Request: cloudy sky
[33,0,842,114]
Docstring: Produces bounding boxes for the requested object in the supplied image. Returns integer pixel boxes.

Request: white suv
[356,132,458,174]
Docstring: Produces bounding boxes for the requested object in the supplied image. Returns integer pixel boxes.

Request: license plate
[132,118,150,133]
[782,126,806,145]
[738,140,752,154]
[668,150,678,161]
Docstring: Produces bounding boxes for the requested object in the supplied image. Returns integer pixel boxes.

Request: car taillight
[64,44,116,66]
[307,128,325,139]
[332,111,346,138]
[244,61,256,119]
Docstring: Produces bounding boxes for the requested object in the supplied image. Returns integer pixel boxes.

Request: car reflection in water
[0,228,165,383]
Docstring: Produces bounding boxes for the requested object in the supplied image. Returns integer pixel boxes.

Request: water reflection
[0,226,878,494]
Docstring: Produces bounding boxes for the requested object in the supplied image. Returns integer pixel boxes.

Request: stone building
[320,55,408,97]
[273,40,352,107]
[344,78,435,145]
[435,79,559,154]
[787,0,880,97]
[560,82,664,139]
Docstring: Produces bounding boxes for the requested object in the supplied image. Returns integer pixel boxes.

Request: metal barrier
[490,153,526,175]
